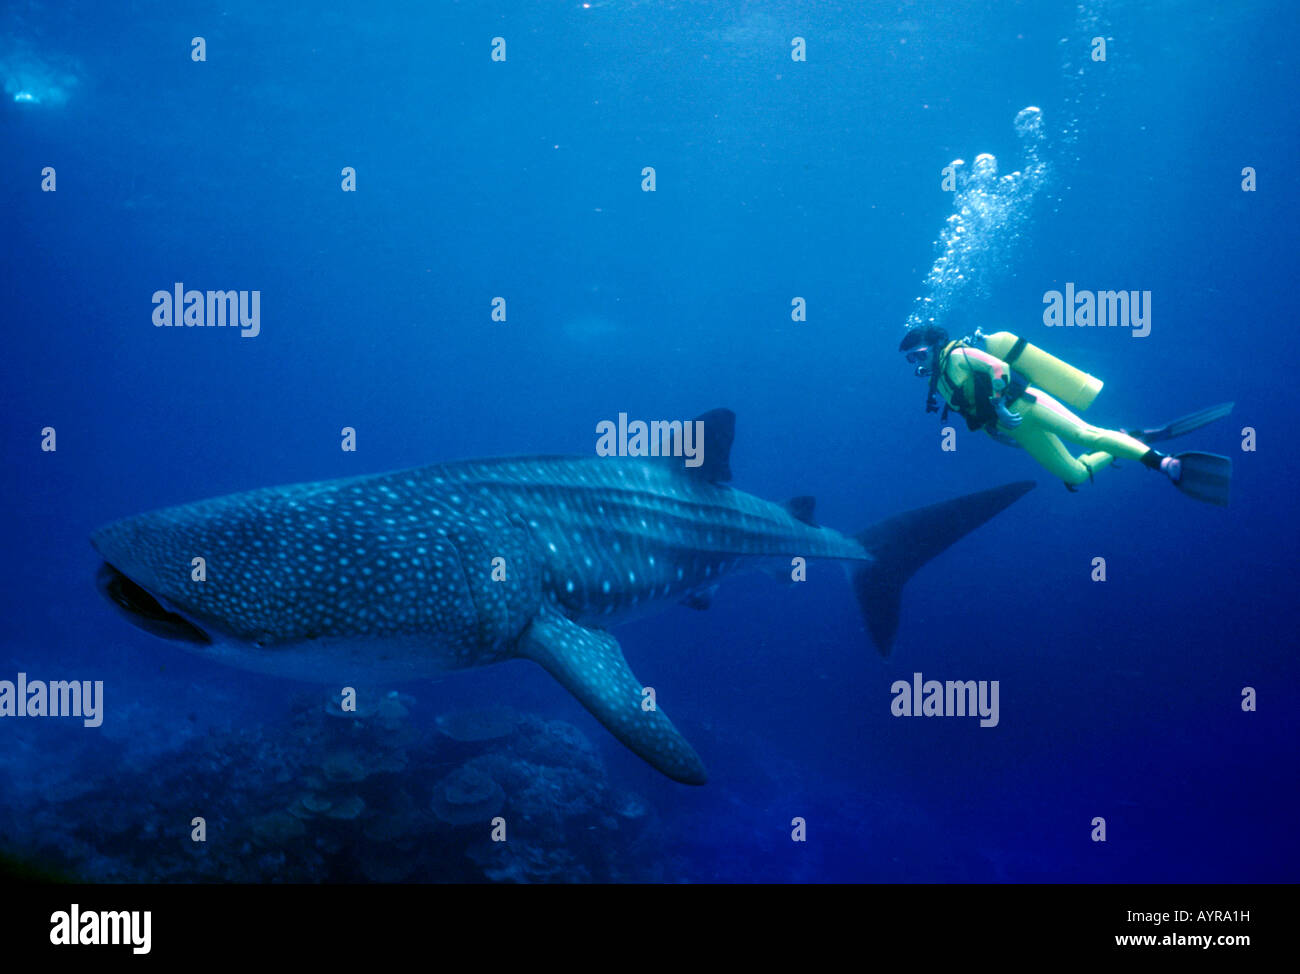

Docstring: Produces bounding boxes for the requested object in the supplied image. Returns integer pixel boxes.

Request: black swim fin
[1172,451,1232,507]
[1130,402,1234,444]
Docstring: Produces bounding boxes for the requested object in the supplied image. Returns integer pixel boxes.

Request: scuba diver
[899,326,1234,506]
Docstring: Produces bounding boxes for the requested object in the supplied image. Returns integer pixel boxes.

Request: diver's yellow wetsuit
[935,334,1154,486]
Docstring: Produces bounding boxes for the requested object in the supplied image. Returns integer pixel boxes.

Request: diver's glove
[994,398,1022,429]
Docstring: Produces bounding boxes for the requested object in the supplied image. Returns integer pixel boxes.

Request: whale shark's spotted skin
[92,411,1034,784]
[434,455,865,625]
[92,469,541,666]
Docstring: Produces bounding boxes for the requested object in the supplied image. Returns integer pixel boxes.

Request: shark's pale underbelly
[195,631,472,683]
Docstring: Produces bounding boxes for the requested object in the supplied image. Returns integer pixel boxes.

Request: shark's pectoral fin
[516,608,708,785]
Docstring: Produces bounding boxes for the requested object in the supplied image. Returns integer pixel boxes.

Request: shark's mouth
[96,563,212,645]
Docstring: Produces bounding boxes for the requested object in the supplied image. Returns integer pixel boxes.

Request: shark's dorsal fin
[784,495,817,526]
[690,408,735,483]
[516,607,707,785]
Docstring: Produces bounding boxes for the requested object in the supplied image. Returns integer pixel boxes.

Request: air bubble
[1014,105,1043,138]
[903,107,1051,334]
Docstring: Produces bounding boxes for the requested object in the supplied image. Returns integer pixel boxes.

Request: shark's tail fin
[852,481,1036,657]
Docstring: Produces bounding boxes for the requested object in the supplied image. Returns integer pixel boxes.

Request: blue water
[2,0,1297,882]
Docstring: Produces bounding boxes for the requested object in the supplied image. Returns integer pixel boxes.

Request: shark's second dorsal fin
[690,408,735,483]
[784,495,817,526]
[515,607,708,785]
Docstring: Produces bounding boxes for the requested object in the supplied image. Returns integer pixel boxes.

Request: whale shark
[92,409,1034,783]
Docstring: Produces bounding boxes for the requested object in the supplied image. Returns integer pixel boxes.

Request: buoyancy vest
[935,341,998,432]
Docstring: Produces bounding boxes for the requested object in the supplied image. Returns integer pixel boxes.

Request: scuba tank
[978,331,1103,411]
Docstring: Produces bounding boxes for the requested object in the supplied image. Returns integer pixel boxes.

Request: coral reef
[0,688,661,882]
[430,766,506,826]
